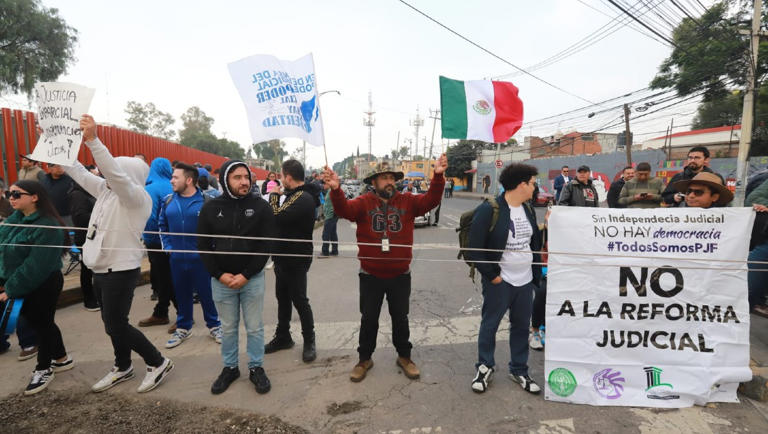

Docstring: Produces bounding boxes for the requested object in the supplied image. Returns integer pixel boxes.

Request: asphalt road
[1,196,767,433]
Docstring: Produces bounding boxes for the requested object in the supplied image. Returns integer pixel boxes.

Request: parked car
[534,186,555,207]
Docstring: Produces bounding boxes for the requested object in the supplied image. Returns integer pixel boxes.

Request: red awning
[464,169,477,174]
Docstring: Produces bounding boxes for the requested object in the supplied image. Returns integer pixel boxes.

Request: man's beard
[376,185,395,199]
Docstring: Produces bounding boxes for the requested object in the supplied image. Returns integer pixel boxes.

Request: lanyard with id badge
[381,202,390,253]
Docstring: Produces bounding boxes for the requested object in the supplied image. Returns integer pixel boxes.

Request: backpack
[456,198,500,281]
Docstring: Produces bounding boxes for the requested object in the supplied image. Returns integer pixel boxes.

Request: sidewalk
[741,313,768,401]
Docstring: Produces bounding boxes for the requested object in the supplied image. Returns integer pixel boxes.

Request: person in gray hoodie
[65,115,173,394]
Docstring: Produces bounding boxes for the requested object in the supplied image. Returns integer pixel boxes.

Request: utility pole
[623,104,632,165]
[427,109,440,178]
[410,107,424,159]
[735,0,764,206]
[363,91,375,162]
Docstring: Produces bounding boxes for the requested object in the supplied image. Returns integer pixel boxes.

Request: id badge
[381,237,390,253]
[86,223,98,240]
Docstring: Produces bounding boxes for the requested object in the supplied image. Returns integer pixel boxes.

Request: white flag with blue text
[228,53,324,147]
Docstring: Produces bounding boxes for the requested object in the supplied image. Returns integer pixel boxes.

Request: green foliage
[0,0,78,97]
[124,101,176,140]
[178,106,244,159]
[446,140,485,179]
[252,140,288,168]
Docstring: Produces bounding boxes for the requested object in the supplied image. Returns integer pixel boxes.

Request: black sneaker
[211,367,240,395]
[471,364,493,393]
[51,355,74,373]
[264,336,294,354]
[249,367,271,394]
[302,336,316,363]
[509,373,541,394]
[150,291,158,301]
[25,368,54,395]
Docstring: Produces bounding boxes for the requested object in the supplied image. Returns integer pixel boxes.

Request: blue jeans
[477,278,535,375]
[170,256,220,330]
[749,242,768,309]
[211,271,265,369]
[321,217,338,256]
[1,308,37,351]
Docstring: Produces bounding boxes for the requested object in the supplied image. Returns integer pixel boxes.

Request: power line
[396,0,600,105]
[575,0,671,45]
[605,0,681,48]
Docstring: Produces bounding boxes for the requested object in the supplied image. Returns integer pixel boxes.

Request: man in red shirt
[324,155,447,382]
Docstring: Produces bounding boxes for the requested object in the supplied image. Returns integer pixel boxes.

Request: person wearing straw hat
[324,155,447,383]
[672,171,733,209]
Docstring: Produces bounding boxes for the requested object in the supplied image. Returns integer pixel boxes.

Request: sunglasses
[685,188,706,197]
[4,191,32,199]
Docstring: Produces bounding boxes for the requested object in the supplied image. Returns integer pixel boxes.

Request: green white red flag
[439,76,524,143]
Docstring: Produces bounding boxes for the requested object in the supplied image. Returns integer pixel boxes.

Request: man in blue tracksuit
[159,162,222,349]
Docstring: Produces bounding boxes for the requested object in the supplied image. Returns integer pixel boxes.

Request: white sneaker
[209,326,223,344]
[165,328,192,349]
[92,366,134,392]
[137,358,174,393]
[509,373,541,394]
[25,368,54,395]
[471,364,494,393]
[529,331,544,351]
[265,261,274,270]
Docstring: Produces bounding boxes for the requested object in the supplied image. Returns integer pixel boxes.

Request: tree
[178,106,244,159]
[124,101,176,140]
[179,106,215,143]
[399,146,410,159]
[0,0,78,98]
[252,139,287,168]
[446,140,483,179]
[691,91,743,129]
[391,148,400,160]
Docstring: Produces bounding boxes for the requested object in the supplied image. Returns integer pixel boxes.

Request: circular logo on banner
[472,100,492,115]
[548,368,577,397]
[593,368,625,400]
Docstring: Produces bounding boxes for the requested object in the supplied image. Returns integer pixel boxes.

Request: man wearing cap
[324,155,447,382]
[17,156,46,183]
[557,165,599,207]
[672,172,733,209]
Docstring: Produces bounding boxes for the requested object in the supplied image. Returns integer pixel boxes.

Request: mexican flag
[439,76,524,143]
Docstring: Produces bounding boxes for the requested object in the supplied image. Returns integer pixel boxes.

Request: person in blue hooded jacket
[159,163,222,349]
[138,158,177,330]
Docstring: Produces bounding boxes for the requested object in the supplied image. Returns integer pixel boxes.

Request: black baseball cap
[577,165,590,172]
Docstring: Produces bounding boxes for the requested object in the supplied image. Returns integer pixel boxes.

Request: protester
[606,166,634,208]
[260,172,280,196]
[529,223,548,351]
[557,165,599,207]
[17,156,46,183]
[672,171,733,209]
[0,180,73,395]
[482,175,491,194]
[746,179,768,316]
[325,155,447,382]
[197,160,275,395]
[160,163,222,349]
[65,115,173,394]
[42,163,74,226]
[617,162,663,208]
[662,146,724,207]
[197,168,221,199]
[138,158,177,333]
[0,178,13,219]
[68,179,99,311]
[318,184,338,258]
[553,166,570,202]
[467,163,542,394]
[204,164,219,190]
[265,160,318,363]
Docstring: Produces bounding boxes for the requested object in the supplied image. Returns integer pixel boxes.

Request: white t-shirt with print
[499,205,533,286]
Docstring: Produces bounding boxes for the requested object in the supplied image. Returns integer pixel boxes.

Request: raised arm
[64,159,106,199]
[324,167,363,221]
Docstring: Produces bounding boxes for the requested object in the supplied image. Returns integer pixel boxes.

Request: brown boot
[396,357,420,380]
[138,316,169,327]
[350,360,374,383]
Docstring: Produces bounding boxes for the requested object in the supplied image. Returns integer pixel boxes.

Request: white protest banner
[32,82,95,166]
[545,207,753,408]
[228,53,324,147]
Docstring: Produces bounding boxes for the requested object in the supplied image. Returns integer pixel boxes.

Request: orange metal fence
[0,108,231,185]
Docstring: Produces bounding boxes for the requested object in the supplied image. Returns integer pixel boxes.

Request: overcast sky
[3,0,717,168]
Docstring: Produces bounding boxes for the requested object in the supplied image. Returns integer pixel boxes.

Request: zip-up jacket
[143,158,173,246]
[331,173,444,278]
[0,212,63,298]
[661,166,724,206]
[467,194,542,284]
[197,160,275,279]
[159,189,206,262]
[269,183,317,268]
[558,178,599,207]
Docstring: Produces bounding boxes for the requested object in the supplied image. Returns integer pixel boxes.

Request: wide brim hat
[673,171,733,206]
[363,162,404,185]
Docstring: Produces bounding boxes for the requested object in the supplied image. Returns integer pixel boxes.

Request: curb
[57,269,151,309]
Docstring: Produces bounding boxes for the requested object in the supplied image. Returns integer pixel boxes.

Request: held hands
[433,154,448,175]
[219,273,248,289]
[80,114,97,142]
[323,166,340,190]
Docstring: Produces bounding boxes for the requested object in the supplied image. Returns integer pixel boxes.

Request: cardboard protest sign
[545,207,753,407]
[31,82,95,166]
[228,53,324,147]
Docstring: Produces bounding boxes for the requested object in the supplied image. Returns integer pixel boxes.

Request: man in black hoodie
[197,160,275,396]
[661,146,724,207]
[264,159,318,363]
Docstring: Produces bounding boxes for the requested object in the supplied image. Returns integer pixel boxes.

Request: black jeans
[532,276,547,329]
[147,246,176,318]
[358,272,412,361]
[21,271,66,371]
[94,268,163,370]
[274,263,314,339]
[321,217,339,255]
[80,262,96,306]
